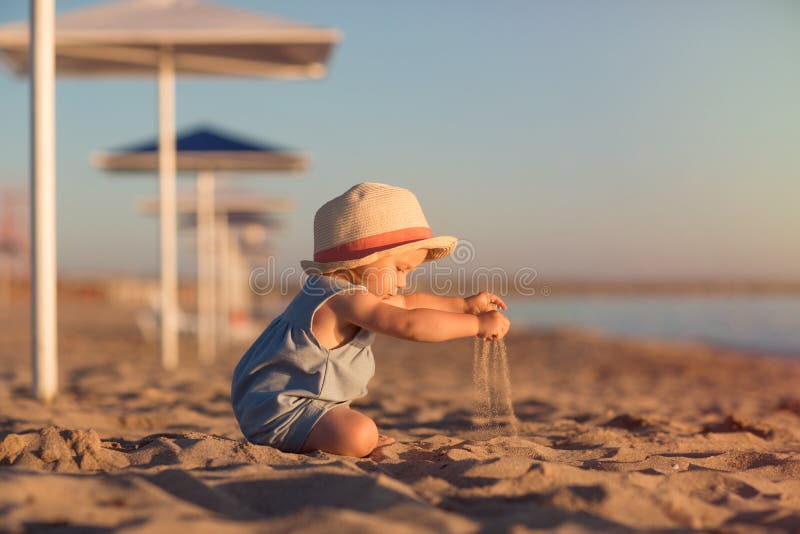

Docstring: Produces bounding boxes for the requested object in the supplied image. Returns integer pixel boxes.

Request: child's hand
[466,291,507,314]
[477,310,510,340]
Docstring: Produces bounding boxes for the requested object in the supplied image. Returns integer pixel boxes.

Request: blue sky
[0,0,798,279]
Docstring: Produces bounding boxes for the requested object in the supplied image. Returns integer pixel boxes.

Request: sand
[473,338,518,436]
[2,298,800,533]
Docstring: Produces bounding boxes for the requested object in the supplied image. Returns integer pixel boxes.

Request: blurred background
[1,0,798,357]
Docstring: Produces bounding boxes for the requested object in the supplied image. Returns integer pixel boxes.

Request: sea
[504,295,800,358]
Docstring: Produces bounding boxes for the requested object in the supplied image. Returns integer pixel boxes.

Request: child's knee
[332,412,377,457]
[348,416,378,457]
[304,408,378,457]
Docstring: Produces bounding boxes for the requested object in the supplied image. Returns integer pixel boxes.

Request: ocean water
[504,295,800,357]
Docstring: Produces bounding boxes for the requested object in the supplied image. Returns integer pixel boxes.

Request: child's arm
[402,293,467,313]
[328,291,509,342]
[403,291,507,314]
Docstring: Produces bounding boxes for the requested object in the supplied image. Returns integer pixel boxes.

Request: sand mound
[0,427,303,473]
[0,427,129,472]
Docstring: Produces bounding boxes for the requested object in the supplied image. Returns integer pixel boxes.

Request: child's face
[352,248,428,299]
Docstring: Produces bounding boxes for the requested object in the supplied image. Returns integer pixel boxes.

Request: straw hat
[300,182,458,274]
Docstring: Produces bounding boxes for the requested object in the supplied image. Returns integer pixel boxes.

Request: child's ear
[333,268,357,285]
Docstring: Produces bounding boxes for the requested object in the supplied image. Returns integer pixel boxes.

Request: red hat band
[313,226,432,263]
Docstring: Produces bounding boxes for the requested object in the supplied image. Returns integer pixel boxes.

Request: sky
[0,0,798,280]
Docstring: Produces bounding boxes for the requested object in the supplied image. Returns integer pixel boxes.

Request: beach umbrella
[92,126,309,173]
[93,125,307,363]
[0,0,339,397]
[137,190,292,353]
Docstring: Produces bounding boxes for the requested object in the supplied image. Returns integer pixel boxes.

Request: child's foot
[375,433,396,449]
[367,433,396,460]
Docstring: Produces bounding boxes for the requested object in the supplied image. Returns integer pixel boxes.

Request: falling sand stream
[472,338,518,435]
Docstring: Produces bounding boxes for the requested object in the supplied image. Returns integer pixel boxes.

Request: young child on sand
[231,182,509,457]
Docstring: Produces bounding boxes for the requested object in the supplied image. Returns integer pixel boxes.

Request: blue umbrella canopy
[92,125,309,172]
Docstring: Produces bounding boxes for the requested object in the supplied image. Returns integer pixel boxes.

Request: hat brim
[300,235,458,274]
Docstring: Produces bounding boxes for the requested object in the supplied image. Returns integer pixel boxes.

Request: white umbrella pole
[230,233,244,321]
[158,49,178,370]
[216,212,230,347]
[30,0,57,402]
[196,171,216,364]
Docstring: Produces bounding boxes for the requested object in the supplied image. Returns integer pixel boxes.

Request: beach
[2,297,800,533]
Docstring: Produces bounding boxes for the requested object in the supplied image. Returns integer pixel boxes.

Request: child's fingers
[488,294,507,310]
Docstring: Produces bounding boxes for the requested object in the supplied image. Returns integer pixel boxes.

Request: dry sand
[2,299,800,533]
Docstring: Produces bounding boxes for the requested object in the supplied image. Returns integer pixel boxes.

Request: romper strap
[283,274,368,331]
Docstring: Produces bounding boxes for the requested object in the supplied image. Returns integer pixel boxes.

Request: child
[231,182,509,457]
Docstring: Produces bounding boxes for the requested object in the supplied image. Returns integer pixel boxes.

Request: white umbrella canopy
[0,0,339,400]
[0,0,340,78]
[138,192,293,215]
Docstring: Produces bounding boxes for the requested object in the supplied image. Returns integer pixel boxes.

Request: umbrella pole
[30,0,58,402]
[158,49,178,370]
[196,170,216,364]
[216,211,230,348]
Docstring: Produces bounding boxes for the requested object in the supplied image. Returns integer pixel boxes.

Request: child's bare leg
[301,406,394,457]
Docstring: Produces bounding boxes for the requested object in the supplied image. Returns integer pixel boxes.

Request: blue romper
[230,274,376,452]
